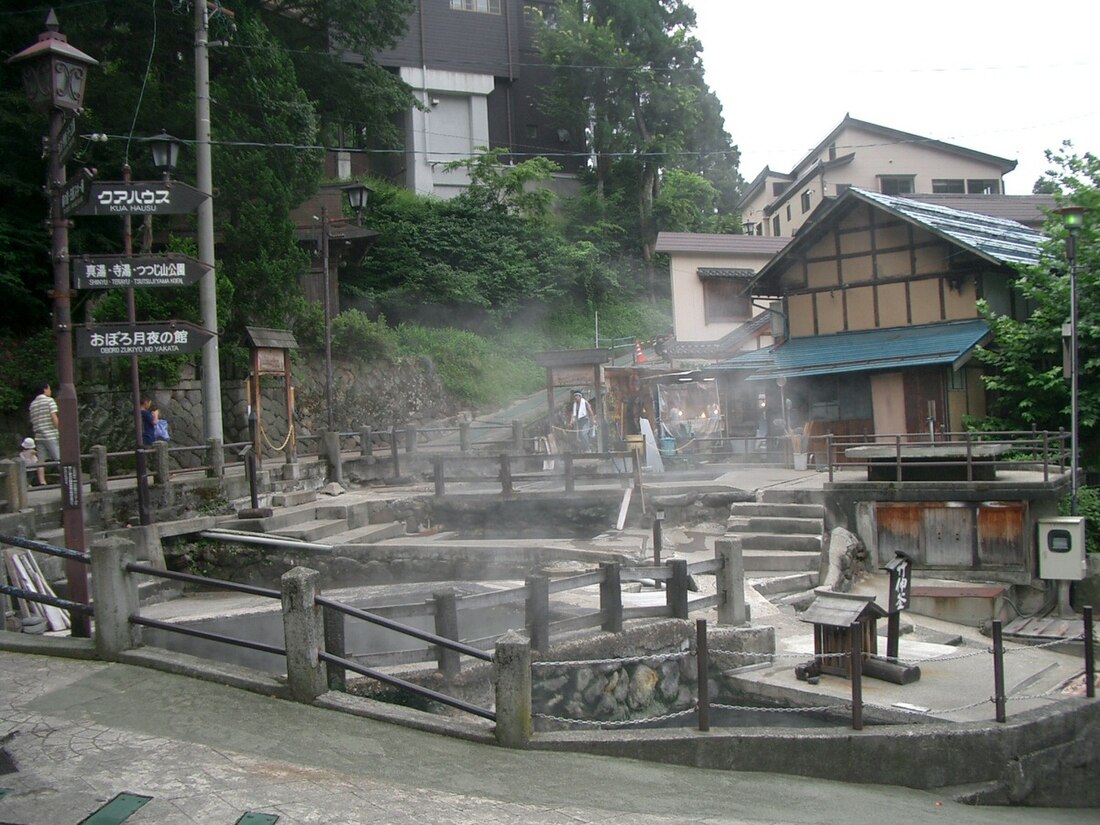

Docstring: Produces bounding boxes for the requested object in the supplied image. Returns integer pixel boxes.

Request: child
[18,437,45,487]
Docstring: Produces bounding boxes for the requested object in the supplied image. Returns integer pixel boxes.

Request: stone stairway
[726,501,825,598]
[226,496,406,547]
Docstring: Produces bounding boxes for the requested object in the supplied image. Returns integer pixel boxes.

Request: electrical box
[1037,517,1087,581]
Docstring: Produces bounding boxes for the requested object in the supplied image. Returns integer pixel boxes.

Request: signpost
[72,253,210,289]
[76,321,214,358]
[74,180,208,215]
[884,552,913,660]
[57,114,78,163]
[59,166,95,216]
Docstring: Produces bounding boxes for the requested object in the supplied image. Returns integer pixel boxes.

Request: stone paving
[0,649,1088,825]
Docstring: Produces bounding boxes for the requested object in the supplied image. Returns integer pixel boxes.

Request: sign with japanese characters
[72,254,210,289]
[75,321,215,358]
[60,167,95,216]
[73,180,209,215]
[58,115,78,164]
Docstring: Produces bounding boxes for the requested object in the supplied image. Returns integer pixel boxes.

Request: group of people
[14,384,168,488]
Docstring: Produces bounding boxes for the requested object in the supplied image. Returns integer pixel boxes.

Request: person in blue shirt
[140,398,159,446]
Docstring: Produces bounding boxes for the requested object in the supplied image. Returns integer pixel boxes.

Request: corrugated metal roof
[901,193,1055,228]
[715,319,990,381]
[665,314,771,360]
[697,267,756,279]
[655,233,789,255]
[705,344,777,372]
[855,189,1043,267]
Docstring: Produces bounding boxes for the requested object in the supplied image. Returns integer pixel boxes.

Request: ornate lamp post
[8,11,98,635]
[1054,204,1088,516]
[319,183,372,430]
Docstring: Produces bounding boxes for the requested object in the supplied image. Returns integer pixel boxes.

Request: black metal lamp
[147,130,182,179]
[343,182,372,224]
[7,10,98,112]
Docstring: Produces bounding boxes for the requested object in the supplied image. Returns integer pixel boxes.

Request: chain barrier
[1002,635,1084,653]
[710,701,849,714]
[532,650,689,669]
[258,420,295,453]
[533,708,696,728]
[710,647,851,662]
[889,698,993,716]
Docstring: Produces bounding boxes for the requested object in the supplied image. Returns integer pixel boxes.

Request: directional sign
[60,167,96,216]
[72,253,211,289]
[76,320,216,358]
[74,180,209,216]
[58,115,78,164]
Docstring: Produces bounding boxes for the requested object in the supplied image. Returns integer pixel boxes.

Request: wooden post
[433,458,445,497]
[360,426,373,457]
[459,421,470,452]
[696,619,710,732]
[525,575,550,653]
[323,604,346,692]
[667,559,689,619]
[512,419,524,452]
[850,623,863,731]
[406,422,417,454]
[652,511,664,565]
[434,590,461,680]
[500,454,513,496]
[563,454,574,493]
[600,562,623,632]
[390,426,400,478]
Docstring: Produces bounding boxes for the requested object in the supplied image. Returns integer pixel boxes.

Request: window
[786,204,792,221]
[772,182,788,196]
[932,179,965,193]
[828,142,837,161]
[703,279,751,324]
[525,124,538,140]
[800,190,812,214]
[835,183,851,196]
[879,175,915,195]
[967,179,1000,194]
[772,215,781,236]
[451,0,501,13]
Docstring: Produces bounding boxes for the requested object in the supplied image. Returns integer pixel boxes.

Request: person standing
[18,437,46,487]
[140,398,159,446]
[28,383,60,463]
[569,390,591,452]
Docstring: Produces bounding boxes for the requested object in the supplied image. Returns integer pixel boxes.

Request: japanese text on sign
[87,328,190,354]
[94,186,171,213]
[79,260,187,285]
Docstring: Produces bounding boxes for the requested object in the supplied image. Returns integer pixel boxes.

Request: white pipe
[199,530,333,553]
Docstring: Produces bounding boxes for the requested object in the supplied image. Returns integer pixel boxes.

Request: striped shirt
[29,393,59,441]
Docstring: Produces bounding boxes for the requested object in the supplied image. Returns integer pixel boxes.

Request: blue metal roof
[852,189,1043,267]
[709,319,991,381]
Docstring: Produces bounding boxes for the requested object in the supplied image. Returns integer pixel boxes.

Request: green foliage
[331,309,395,359]
[1059,487,1100,554]
[0,329,55,416]
[976,144,1100,466]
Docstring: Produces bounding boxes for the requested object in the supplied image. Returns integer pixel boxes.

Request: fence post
[827,434,834,483]
[600,562,623,632]
[434,589,461,680]
[563,454,575,493]
[153,441,171,486]
[433,458,445,497]
[389,427,401,478]
[512,420,525,452]
[359,426,373,458]
[89,445,108,493]
[406,423,417,454]
[850,623,863,731]
[322,605,346,692]
[500,454,513,497]
[633,451,643,493]
[992,619,1006,722]
[89,535,142,659]
[525,575,550,653]
[1,460,26,513]
[667,559,689,619]
[322,430,343,485]
[696,619,710,732]
[281,566,328,703]
[494,629,532,748]
[652,511,664,565]
[459,421,471,452]
[715,537,746,626]
[1085,606,1095,699]
[206,437,224,479]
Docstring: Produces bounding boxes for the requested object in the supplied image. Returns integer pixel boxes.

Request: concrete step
[271,489,318,507]
[728,516,823,535]
[229,502,328,533]
[750,571,820,596]
[273,518,350,543]
[735,532,823,553]
[728,502,825,519]
[743,550,821,573]
[327,521,408,545]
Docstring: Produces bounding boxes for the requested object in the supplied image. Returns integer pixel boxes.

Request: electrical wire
[123,0,159,166]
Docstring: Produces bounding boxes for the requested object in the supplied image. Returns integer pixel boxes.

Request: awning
[740,319,991,381]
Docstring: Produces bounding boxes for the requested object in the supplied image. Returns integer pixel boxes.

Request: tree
[536,0,742,297]
[977,143,1100,465]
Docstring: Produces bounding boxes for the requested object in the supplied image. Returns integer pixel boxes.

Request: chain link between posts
[258,420,294,452]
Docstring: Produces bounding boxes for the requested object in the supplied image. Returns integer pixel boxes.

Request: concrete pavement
[0,649,1086,825]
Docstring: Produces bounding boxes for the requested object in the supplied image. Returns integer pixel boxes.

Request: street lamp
[1054,205,1088,515]
[147,130,182,180]
[8,11,98,636]
[319,184,373,430]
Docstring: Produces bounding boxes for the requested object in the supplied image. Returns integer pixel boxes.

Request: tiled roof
[654,233,789,255]
[697,267,756,279]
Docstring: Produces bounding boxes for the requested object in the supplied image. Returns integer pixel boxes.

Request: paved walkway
[0,650,1084,825]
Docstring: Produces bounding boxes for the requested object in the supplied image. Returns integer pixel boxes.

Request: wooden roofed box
[799,589,888,677]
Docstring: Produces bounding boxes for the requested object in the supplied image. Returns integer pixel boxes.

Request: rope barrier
[710,701,849,714]
[258,419,295,453]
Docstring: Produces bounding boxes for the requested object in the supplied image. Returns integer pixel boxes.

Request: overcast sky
[691,0,1100,195]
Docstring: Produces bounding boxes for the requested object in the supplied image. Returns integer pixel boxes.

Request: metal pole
[1085,605,1095,700]
[992,619,1006,723]
[850,623,863,731]
[1068,236,1080,515]
[696,618,710,732]
[123,164,150,526]
[321,205,334,431]
[48,106,90,636]
[194,0,224,442]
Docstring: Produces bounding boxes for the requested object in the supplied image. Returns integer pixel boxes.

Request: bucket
[659,436,676,457]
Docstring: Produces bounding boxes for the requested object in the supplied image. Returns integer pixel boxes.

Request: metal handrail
[124,562,281,599]
[0,583,93,615]
[0,534,89,563]
[130,614,286,657]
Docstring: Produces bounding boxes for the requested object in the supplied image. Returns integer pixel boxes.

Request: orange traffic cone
[635,340,646,363]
